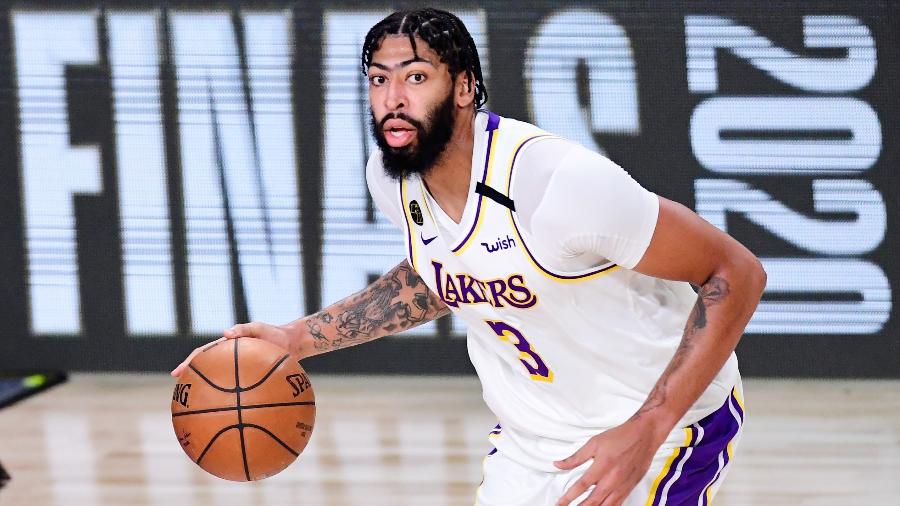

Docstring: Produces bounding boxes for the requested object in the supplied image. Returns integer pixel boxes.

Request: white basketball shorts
[475,385,745,506]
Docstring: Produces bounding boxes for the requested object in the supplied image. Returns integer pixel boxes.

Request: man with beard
[173,8,766,506]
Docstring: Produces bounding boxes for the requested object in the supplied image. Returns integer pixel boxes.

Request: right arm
[288,258,450,357]
[171,259,449,376]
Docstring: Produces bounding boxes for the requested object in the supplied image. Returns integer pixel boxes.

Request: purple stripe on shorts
[651,426,697,506]
[656,391,743,505]
[700,440,732,506]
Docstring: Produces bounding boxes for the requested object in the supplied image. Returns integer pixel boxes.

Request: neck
[422,107,476,223]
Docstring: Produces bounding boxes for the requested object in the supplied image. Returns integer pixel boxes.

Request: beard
[370,92,456,181]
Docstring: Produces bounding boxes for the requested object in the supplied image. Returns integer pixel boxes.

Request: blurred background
[0,0,898,504]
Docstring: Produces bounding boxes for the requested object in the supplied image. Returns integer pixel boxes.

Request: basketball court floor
[0,374,898,505]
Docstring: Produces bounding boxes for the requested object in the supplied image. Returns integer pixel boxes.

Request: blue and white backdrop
[0,1,896,376]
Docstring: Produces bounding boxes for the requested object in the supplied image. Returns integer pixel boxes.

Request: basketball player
[173,8,765,505]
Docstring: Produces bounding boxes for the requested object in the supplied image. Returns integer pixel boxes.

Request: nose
[384,78,406,112]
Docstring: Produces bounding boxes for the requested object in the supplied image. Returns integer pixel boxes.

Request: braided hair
[361,8,488,108]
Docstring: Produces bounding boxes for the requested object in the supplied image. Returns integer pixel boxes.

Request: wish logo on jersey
[481,234,516,253]
[431,260,537,309]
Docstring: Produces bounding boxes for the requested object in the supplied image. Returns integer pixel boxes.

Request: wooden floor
[1,374,898,505]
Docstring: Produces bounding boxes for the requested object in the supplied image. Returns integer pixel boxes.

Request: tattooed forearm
[689,276,729,332]
[305,312,332,351]
[632,276,731,421]
[304,260,450,352]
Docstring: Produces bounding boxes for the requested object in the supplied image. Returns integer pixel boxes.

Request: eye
[407,73,426,84]
[370,75,386,86]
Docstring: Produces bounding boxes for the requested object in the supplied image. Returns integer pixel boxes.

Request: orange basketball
[171,337,315,481]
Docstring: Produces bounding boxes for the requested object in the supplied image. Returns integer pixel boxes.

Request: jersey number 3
[485,321,554,383]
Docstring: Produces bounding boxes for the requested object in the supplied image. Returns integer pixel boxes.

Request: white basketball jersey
[388,111,739,471]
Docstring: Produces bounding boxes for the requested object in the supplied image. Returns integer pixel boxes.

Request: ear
[455,71,476,108]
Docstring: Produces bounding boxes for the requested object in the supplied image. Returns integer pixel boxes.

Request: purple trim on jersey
[400,180,415,266]
[450,111,499,253]
[651,388,743,506]
[505,136,618,280]
[485,110,500,132]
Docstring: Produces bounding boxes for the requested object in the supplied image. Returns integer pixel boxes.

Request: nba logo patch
[409,200,424,226]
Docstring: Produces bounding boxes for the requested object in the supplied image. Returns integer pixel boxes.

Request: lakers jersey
[368,110,740,471]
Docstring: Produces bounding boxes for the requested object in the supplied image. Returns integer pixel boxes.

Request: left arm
[628,195,766,442]
[555,196,766,506]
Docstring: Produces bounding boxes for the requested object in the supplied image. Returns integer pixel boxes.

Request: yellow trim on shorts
[732,386,746,412]
[644,427,692,506]
[704,440,735,503]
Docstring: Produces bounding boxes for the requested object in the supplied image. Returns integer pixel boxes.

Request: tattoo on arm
[633,276,730,420]
[305,260,450,352]
[688,276,729,332]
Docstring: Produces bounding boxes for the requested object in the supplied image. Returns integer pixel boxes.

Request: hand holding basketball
[171,337,315,481]
[225,322,295,350]
[170,322,295,378]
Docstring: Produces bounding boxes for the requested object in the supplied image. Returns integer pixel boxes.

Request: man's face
[367,35,457,180]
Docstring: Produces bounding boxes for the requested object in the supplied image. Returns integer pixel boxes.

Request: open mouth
[384,129,414,147]
[382,119,417,148]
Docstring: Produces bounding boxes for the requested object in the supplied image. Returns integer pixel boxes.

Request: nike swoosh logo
[421,234,437,245]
